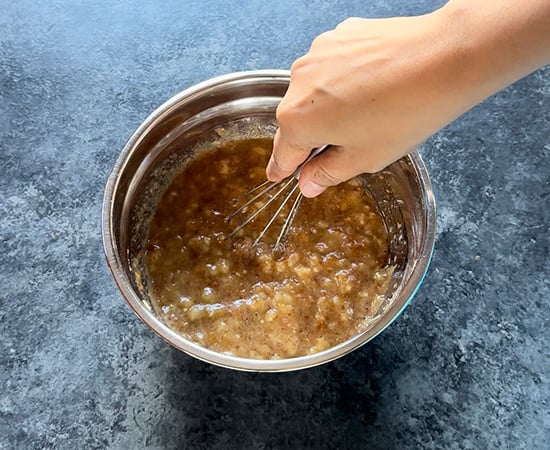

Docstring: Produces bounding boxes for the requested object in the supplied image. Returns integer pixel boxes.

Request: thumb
[298,145,361,198]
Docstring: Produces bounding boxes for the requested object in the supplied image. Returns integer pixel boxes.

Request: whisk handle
[292,145,331,179]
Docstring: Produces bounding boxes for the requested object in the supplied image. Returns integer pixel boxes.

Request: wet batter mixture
[145,138,393,359]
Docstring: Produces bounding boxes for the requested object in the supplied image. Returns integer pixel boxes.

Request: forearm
[438,0,550,102]
[376,0,550,158]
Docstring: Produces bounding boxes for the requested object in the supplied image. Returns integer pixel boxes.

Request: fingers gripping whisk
[226,145,330,247]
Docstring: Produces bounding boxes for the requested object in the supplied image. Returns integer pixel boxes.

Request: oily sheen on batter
[145,138,393,359]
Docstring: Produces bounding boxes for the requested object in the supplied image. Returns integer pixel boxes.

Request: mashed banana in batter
[145,138,393,359]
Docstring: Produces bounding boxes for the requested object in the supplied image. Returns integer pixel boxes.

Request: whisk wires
[226,145,330,247]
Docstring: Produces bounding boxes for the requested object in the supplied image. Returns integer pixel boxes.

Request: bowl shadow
[151,324,419,450]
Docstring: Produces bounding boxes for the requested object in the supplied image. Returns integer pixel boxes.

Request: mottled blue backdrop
[1,1,548,449]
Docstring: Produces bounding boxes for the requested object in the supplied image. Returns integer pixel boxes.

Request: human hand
[267,1,550,197]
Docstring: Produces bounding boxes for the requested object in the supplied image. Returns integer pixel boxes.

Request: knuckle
[290,56,308,73]
[275,101,292,125]
[336,17,362,29]
[310,31,331,49]
[313,162,343,187]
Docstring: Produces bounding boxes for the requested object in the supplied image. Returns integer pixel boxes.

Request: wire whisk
[226,145,330,248]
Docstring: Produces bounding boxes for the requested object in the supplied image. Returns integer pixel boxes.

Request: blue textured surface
[1,1,548,449]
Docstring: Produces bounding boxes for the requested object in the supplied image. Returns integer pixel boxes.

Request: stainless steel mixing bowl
[102,70,436,372]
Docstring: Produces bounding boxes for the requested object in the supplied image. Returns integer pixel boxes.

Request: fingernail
[302,181,326,198]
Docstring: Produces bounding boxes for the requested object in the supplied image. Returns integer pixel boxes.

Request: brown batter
[145,138,393,359]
